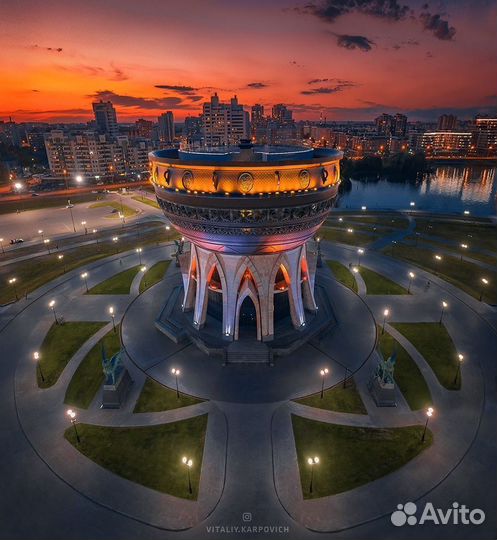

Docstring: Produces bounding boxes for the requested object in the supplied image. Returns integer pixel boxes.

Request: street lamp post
[0,237,4,254]
[38,229,44,242]
[171,367,180,398]
[320,367,329,398]
[421,407,434,442]
[81,272,89,293]
[49,300,58,324]
[407,271,415,294]
[67,409,80,443]
[454,354,463,386]
[357,248,364,266]
[112,236,119,253]
[34,351,45,382]
[182,456,193,494]
[439,301,448,325]
[460,243,468,261]
[67,200,76,233]
[479,278,489,302]
[81,221,88,235]
[166,225,171,243]
[58,254,66,273]
[136,247,142,265]
[307,456,319,494]
[382,308,389,334]
[44,238,51,254]
[109,306,116,333]
[141,265,148,289]
[8,277,18,300]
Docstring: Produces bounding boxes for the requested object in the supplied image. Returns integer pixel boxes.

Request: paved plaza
[0,218,496,540]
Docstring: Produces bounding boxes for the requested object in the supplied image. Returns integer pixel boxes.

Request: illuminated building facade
[150,142,342,342]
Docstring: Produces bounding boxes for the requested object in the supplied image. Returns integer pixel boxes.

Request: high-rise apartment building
[375,113,408,137]
[393,113,407,137]
[202,94,250,147]
[92,101,118,137]
[271,104,293,124]
[438,114,458,131]
[158,111,174,143]
[472,117,497,155]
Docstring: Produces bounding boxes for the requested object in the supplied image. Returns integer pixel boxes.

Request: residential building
[92,101,118,137]
[202,93,249,147]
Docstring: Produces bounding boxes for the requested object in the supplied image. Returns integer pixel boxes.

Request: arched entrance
[238,296,258,340]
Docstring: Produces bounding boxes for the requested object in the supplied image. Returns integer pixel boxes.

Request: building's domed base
[121,261,377,403]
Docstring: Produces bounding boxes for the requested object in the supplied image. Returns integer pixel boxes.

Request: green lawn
[378,328,432,410]
[327,260,358,293]
[292,414,432,498]
[0,223,167,304]
[415,218,497,252]
[392,323,460,390]
[320,227,377,246]
[64,326,120,409]
[37,322,106,388]
[359,266,408,295]
[346,215,409,229]
[387,244,497,304]
[134,378,205,413]
[295,378,367,414]
[139,260,170,294]
[408,237,497,266]
[131,195,160,209]
[90,201,138,218]
[87,265,140,295]
[64,415,208,499]
[0,193,100,215]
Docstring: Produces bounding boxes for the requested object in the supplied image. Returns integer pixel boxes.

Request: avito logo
[391,502,485,527]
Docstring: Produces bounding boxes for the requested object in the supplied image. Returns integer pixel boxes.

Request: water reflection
[337,164,497,216]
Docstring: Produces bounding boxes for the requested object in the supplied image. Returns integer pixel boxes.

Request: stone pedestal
[368,377,397,407]
[102,367,133,409]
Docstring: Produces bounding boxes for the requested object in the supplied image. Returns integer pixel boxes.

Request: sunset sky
[1,0,496,123]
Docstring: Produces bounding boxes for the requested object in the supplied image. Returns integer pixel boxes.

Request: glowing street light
[44,238,51,254]
[0,237,5,254]
[66,409,80,443]
[58,254,66,273]
[357,248,364,266]
[361,205,367,211]
[463,210,470,216]
[34,351,44,382]
[410,201,416,208]
[165,225,171,242]
[171,367,181,398]
[307,456,320,494]
[479,277,489,302]
[460,243,468,261]
[434,254,442,261]
[351,266,359,274]
[75,175,83,184]
[81,272,89,293]
[49,299,58,324]
[136,247,143,264]
[109,306,116,333]
[112,236,119,253]
[439,300,448,325]
[320,367,329,399]
[141,265,148,289]
[81,220,88,235]
[422,407,434,442]
[454,353,464,386]
[38,229,44,241]
[347,228,354,233]
[382,308,390,334]
[181,456,193,495]
[8,277,18,300]
[407,271,415,294]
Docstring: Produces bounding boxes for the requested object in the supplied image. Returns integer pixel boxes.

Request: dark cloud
[246,82,269,89]
[391,39,419,50]
[307,78,355,85]
[89,90,197,110]
[31,44,63,53]
[419,11,456,40]
[296,0,410,23]
[335,34,375,51]
[289,59,305,67]
[301,81,355,94]
[154,84,198,93]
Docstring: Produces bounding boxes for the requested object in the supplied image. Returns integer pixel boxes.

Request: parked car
[10,238,24,244]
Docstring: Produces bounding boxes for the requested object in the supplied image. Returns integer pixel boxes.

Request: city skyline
[1,0,497,123]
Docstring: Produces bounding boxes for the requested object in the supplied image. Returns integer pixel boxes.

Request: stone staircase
[226,340,272,364]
